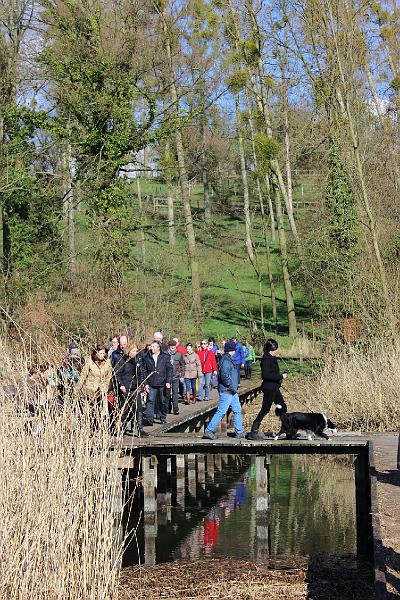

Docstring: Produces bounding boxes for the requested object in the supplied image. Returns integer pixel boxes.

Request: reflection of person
[203,516,220,555]
[234,481,247,509]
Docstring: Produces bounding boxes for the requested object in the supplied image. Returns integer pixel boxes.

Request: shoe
[246,431,265,441]
[185,393,191,405]
[124,429,134,437]
[154,418,166,425]
[139,430,150,437]
[142,420,153,427]
[235,431,247,439]
[173,410,180,415]
[192,391,197,404]
[202,430,217,440]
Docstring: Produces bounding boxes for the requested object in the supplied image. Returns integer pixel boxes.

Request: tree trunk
[235,95,255,264]
[202,122,212,225]
[136,177,146,264]
[164,140,176,246]
[62,144,76,281]
[162,13,202,330]
[0,115,11,284]
[273,181,297,337]
[333,48,396,336]
[246,89,277,326]
[167,193,175,246]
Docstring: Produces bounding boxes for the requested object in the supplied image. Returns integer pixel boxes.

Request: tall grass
[0,342,129,600]
[302,341,400,432]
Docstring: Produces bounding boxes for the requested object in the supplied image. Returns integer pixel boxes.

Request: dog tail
[275,404,287,416]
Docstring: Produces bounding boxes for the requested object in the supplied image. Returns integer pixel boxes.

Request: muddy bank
[119,556,374,600]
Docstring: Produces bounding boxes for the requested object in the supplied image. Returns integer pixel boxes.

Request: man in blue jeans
[202,341,246,440]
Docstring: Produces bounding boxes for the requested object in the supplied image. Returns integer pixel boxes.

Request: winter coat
[141,352,173,388]
[233,342,245,366]
[218,353,239,394]
[260,353,283,389]
[113,354,144,396]
[168,349,185,381]
[183,351,202,379]
[111,347,124,369]
[244,345,256,362]
[196,348,218,374]
[76,358,112,397]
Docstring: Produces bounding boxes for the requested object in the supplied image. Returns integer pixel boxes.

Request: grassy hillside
[126,178,312,346]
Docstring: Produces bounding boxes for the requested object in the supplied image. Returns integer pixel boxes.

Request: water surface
[122,453,356,565]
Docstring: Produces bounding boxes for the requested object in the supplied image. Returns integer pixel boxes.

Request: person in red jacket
[196,339,218,401]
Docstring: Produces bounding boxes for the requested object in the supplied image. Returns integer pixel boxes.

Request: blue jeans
[235,363,241,384]
[198,372,212,400]
[185,378,197,395]
[143,386,168,424]
[205,391,243,434]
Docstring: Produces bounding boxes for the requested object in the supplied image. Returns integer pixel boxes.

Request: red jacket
[176,345,187,357]
[196,348,217,374]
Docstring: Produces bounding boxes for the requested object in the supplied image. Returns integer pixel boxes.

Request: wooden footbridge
[111,381,394,598]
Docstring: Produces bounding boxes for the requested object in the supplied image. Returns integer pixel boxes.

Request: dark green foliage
[324,138,359,313]
[254,133,280,167]
[0,106,62,293]
[41,0,157,216]
[325,139,359,258]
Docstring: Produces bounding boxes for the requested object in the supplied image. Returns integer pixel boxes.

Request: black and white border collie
[274,405,337,441]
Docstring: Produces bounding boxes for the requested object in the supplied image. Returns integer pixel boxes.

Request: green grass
[125,178,312,348]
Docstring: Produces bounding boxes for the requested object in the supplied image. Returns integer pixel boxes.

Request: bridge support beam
[143,455,158,565]
[354,452,372,557]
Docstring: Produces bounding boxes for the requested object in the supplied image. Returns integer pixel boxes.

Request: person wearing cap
[202,341,246,440]
[167,339,185,415]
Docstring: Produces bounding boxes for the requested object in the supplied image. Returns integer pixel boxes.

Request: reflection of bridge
[112,382,388,598]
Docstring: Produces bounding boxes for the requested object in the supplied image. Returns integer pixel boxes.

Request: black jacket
[113,355,144,396]
[260,354,283,388]
[142,351,173,387]
[111,347,124,369]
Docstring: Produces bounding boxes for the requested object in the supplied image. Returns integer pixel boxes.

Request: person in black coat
[246,339,288,441]
[112,341,149,437]
[142,341,173,426]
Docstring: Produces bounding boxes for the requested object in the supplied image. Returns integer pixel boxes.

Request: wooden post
[197,454,205,487]
[188,453,196,498]
[354,453,372,557]
[176,454,185,509]
[207,454,215,483]
[143,456,157,565]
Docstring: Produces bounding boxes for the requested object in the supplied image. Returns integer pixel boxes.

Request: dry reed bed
[0,344,128,600]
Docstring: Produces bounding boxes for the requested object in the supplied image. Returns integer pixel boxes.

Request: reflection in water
[122,454,356,566]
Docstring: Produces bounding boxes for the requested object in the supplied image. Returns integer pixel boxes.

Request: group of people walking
[25,331,284,440]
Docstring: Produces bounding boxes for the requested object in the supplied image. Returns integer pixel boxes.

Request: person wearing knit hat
[202,341,246,440]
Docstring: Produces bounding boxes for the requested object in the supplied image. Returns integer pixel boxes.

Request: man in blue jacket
[202,341,246,440]
[231,337,244,385]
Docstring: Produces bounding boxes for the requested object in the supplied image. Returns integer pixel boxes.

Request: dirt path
[370,433,400,598]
